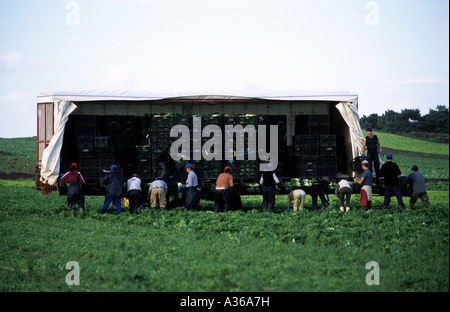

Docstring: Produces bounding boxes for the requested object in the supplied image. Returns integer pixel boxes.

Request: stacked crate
[309,115,329,135]
[223,114,259,179]
[200,115,223,178]
[295,114,329,136]
[136,145,152,180]
[150,115,174,179]
[293,135,319,177]
[71,115,115,180]
[134,116,152,181]
[318,135,337,177]
[261,115,288,177]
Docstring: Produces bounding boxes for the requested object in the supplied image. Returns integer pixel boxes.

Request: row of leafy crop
[1,181,449,292]
[2,182,448,251]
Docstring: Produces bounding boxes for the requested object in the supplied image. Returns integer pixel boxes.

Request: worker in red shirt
[60,162,86,217]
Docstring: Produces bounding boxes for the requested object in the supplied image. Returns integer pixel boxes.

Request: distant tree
[378,110,401,132]
[420,105,449,133]
[398,108,422,132]
[359,113,379,130]
[359,105,448,134]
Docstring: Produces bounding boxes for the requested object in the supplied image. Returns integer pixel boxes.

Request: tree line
[359,105,449,134]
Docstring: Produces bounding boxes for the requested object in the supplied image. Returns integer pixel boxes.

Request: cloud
[0,51,25,70]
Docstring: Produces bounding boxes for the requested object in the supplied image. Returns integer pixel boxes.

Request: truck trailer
[36,90,368,205]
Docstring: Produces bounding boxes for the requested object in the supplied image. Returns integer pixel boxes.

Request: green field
[0,179,448,292]
[0,135,449,295]
[376,131,449,156]
[371,131,449,179]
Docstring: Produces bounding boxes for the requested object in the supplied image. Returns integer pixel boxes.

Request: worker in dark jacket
[259,163,280,213]
[60,162,85,217]
[99,164,125,214]
[380,153,405,210]
[310,178,327,210]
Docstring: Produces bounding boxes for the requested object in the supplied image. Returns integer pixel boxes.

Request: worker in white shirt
[126,174,143,214]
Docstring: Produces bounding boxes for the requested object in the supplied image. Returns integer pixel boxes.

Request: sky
[0,0,448,138]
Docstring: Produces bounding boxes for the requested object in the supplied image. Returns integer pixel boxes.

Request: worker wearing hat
[60,162,86,217]
[380,153,405,210]
[354,160,373,210]
[99,164,125,214]
[361,128,383,177]
[214,166,234,213]
[184,163,198,211]
[404,165,430,210]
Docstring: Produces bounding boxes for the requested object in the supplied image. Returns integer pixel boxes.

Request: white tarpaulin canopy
[38,89,364,185]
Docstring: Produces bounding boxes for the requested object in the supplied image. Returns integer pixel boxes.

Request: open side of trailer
[36,90,373,202]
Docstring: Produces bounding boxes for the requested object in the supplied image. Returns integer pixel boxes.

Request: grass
[0,133,448,295]
[375,131,449,156]
[0,137,36,174]
[0,179,448,292]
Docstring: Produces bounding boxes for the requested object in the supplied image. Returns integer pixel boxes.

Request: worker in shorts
[354,160,373,210]
[287,188,306,212]
[148,177,168,209]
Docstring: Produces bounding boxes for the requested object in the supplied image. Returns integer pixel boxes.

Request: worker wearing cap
[361,128,383,177]
[184,163,198,211]
[354,160,373,210]
[259,163,280,213]
[99,164,125,214]
[60,162,85,217]
[404,165,430,210]
[380,153,405,210]
[214,166,234,213]
[148,177,168,209]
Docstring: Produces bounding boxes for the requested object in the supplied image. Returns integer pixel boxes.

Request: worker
[148,177,168,209]
[126,174,143,214]
[380,153,405,210]
[214,166,234,213]
[354,160,373,210]
[335,178,352,212]
[99,164,125,214]
[184,163,198,211]
[287,188,307,211]
[310,178,327,210]
[361,128,383,178]
[60,162,85,217]
[260,163,280,213]
[403,165,430,210]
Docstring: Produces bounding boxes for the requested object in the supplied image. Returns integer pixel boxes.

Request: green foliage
[0,137,36,174]
[360,105,449,134]
[0,181,448,291]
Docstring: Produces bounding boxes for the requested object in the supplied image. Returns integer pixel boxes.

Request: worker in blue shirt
[184,163,198,211]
